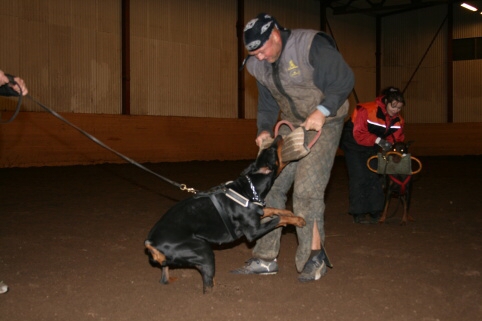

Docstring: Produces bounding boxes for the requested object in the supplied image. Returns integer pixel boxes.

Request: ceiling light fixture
[461,3,478,11]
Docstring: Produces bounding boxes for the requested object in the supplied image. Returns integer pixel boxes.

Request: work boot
[352,213,370,224]
[298,250,331,283]
[369,212,381,224]
[230,258,278,275]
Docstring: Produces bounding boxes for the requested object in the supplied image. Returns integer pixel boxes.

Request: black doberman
[379,141,415,225]
[145,136,306,293]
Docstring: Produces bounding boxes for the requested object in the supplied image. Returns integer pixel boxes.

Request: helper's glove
[375,137,392,151]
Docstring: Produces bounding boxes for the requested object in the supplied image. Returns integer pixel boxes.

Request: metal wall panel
[453,60,482,122]
[326,10,376,111]
[0,0,122,115]
[453,0,482,38]
[381,6,447,124]
[130,0,238,118]
[452,2,482,123]
[2,1,481,123]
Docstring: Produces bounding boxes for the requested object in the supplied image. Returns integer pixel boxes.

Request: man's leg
[296,101,348,280]
[230,161,297,274]
[251,162,296,259]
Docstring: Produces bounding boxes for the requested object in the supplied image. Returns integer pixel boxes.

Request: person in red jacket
[340,87,406,224]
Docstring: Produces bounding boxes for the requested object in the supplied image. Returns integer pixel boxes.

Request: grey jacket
[246,29,354,135]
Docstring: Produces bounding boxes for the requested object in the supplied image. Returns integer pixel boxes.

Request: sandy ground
[1,156,481,321]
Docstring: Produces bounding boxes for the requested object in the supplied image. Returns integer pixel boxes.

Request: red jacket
[350,96,405,147]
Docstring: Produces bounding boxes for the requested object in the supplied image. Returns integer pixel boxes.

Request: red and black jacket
[350,96,405,147]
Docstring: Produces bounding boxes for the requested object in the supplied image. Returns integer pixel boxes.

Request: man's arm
[310,33,354,117]
[256,80,280,136]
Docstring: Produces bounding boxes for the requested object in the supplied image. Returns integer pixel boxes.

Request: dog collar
[245,175,265,207]
[221,177,265,208]
[225,187,265,208]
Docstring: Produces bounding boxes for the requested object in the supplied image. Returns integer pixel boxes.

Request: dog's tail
[145,240,170,284]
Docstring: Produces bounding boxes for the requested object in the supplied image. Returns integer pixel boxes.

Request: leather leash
[1,86,198,194]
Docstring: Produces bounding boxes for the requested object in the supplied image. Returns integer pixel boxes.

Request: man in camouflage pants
[232,13,353,282]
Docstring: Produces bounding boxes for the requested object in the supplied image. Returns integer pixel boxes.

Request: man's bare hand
[301,109,325,132]
[255,131,272,147]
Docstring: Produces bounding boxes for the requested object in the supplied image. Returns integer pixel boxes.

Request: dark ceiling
[325,0,462,17]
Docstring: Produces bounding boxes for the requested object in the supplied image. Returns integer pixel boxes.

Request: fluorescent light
[461,3,478,11]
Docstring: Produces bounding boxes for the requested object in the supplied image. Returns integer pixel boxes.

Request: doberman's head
[240,135,286,199]
[389,141,413,163]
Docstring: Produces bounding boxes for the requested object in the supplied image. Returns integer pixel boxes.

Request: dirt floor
[1,155,481,321]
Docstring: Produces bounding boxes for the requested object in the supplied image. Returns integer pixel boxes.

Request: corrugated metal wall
[130,0,237,118]
[0,0,121,114]
[2,1,482,124]
[381,5,448,124]
[453,1,482,122]
[326,10,377,111]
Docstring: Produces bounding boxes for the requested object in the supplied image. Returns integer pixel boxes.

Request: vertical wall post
[121,0,131,115]
[447,3,453,123]
[236,0,245,119]
[320,1,327,31]
[375,16,382,96]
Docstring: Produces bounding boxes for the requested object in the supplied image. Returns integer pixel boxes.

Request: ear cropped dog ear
[255,167,272,175]
[240,162,257,176]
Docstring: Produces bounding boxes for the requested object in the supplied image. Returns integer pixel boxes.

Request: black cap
[243,13,281,52]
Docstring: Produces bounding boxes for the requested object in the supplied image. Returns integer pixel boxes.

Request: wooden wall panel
[1,112,481,168]
[0,112,259,167]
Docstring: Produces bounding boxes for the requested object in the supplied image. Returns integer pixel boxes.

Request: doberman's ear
[255,167,272,175]
[240,162,257,176]
[406,140,415,147]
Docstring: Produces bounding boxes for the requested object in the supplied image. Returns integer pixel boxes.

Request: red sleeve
[352,108,378,146]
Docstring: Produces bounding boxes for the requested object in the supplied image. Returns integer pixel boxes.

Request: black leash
[1,79,198,194]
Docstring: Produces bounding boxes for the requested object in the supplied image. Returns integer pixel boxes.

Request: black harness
[195,176,265,240]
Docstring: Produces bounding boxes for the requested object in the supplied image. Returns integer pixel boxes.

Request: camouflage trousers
[253,101,348,272]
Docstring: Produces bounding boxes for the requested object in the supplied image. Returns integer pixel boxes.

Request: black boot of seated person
[369,211,381,224]
[352,213,370,224]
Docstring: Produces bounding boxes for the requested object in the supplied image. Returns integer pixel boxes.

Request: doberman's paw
[294,217,306,227]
